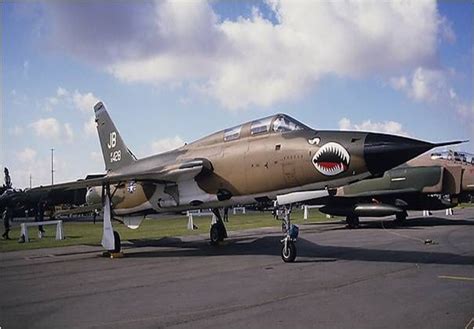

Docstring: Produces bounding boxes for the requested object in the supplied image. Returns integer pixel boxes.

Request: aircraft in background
[0,168,89,219]
[9,102,463,262]
[317,151,474,228]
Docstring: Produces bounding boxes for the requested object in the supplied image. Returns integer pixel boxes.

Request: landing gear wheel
[281,240,297,263]
[210,223,225,245]
[394,211,407,225]
[346,216,360,229]
[110,230,121,253]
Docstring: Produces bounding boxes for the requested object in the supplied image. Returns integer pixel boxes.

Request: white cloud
[47,1,444,110]
[72,90,99,113]
[410,67,447,102]
[42,87,99,113]
[29,117,75,142]
[151,136,185,154]
[456,102,474,144]
[64,123,74,142]
[390,67,450,103]
[83,115,97,137]
[56,86,69,97]
[438,15,456,44]
[339,117,409,136]
[389,76,408,91]
[9,154,71,188]
[338,118,352,131]
[17,147,37,163]
[10,89,29,106]
[29,117,61,139]
[9,125,24,136]
[449,88,457,100]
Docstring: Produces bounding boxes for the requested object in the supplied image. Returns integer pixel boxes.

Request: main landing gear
[346,215,360,229]
[394,211,407,225]
[279,206,298,263]
[210,208,228,245]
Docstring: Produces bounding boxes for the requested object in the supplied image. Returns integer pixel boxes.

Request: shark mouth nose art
[313,142,350,176]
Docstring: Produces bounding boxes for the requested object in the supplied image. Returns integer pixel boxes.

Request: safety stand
[187,213,195,230]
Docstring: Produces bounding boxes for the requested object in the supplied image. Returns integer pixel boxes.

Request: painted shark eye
[312,142,350,176]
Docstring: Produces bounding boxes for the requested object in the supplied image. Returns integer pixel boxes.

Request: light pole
[51,148,54,186]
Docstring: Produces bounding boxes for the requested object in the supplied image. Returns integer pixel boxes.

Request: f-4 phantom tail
[19,102,463,262]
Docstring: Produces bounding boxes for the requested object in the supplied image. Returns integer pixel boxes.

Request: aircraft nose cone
[364,133,435,175]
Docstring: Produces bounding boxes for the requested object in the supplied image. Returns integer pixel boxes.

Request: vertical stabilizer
[94,102,136,172]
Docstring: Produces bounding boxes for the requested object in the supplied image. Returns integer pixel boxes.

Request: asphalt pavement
[1,209,473,329]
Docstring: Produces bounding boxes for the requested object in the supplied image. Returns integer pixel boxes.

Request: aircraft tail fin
[94,102,136,172]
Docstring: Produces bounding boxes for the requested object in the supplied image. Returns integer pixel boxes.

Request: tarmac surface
[1,209,473,329]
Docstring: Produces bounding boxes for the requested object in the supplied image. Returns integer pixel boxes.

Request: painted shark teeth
[312,142,351,176]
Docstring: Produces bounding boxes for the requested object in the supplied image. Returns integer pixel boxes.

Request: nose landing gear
[279,206,298,263]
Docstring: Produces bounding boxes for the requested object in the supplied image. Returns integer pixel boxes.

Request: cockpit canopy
[191,114,310,147]
[223,114,307,142]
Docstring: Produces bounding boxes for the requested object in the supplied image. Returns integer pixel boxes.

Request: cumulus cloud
[64,123,74,142]
[10,89,29,106]
[339,117,409,136]
[456,102,474,143]
[30,117,61,139]
[84,115,97,137]
[72,90,99,113]
[151,136,185,154]
[390,67,450,103]
[56,86,69,97]
[17,147,37,163]
[42,0,449,110]
[29,117,75,142]
[42,87,99,112]
[9,154,71,188]
[438,15,456,44]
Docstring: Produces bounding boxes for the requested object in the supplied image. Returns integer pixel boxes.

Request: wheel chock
[101,251,124,258]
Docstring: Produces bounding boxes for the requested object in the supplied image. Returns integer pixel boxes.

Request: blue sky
[2,0,473,188]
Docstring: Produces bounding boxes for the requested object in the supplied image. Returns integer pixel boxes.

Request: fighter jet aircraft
[317,151,473,228]
[20,102,462,262]
[0,167,88,218]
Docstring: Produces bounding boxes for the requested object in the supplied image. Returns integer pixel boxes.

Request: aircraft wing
[27,158,213,193]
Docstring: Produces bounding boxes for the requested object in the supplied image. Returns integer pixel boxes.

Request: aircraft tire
[346,216,360,229]
[210,224,221,245]
[281,241,296,263]
[394,211,407,224]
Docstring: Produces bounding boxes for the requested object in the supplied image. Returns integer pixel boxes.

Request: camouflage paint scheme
[7,102,460,229]
[86,109,372,216]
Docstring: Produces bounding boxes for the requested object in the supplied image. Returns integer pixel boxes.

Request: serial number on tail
[110,150,121,163]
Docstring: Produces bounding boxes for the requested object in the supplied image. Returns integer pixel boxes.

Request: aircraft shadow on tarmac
[125,230,474,266]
